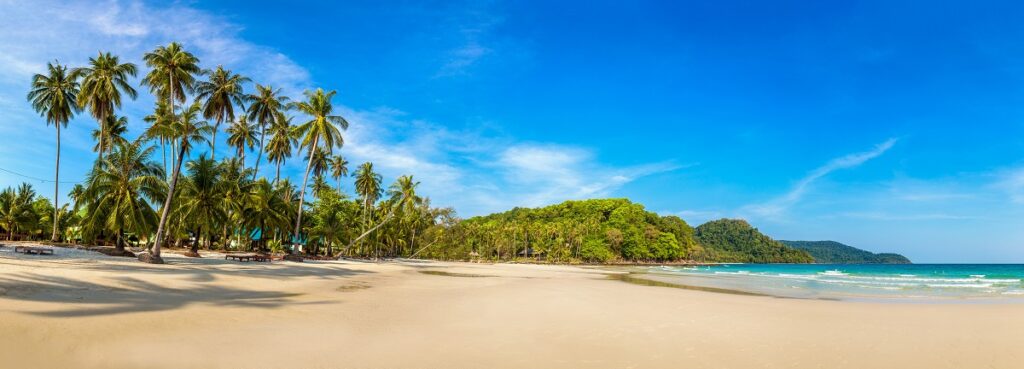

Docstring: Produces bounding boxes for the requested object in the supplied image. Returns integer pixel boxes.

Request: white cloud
[743,138,897,219]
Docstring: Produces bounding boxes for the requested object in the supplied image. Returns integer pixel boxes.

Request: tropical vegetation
[779,240,911,264]
[13,42,834,266]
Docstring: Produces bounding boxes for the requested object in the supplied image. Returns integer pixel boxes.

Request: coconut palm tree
[329,155,349,193]
[73,52,138,161]
[177,155,225,257]
[142,41,200,124]
[195,66,250,160]
[226,116,258,167]
[218,157,254,249]
[148,102,212,263]
[354,161,383,226]
[243,179,291,252]
[306,146,330,179]
[387,175,421,256]
[143,101,176,176]
[310,174,332,200]
[290,88,349,242]
[0,184,36,241]
[91,115,129,154]
[266,112,296,184]
[247,84,289,178]
[27,61,80,242]
[80,140,165,254]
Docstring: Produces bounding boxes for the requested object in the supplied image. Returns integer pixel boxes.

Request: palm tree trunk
[191,225,201,255]
[275,161,281,184]
[51,123,60,242]
[211,123,218,161]
[162,140,168,177]
[115,228,125,254]
[293,137,317,246]
[253,122,266,180]
[98,113,106,165]
[152,139,187,259]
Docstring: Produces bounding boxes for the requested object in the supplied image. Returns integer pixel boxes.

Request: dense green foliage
[422,199,703,263]
[779,240,911,264]
[695,219,814,263]
[16,42,454,262]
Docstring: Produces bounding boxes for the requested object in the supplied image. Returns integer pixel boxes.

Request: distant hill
[695,219,814,263]
[779,241,911,264]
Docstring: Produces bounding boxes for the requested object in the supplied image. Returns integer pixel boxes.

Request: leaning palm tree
[247,84,289,178]
[80,140,165,255]
[177,155,225,257]
[195,66,250,160]
[226,115,258,167]
[91,115,129,154]
[27,61,80,242]
[329,155,349,193]
[142,42,200,125]
[73,52,137,161]
[290,88,349,242]
[148,102,212,263]
[266,112,296,184]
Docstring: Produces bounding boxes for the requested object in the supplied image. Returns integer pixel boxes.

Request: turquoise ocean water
[639,264,1024,301]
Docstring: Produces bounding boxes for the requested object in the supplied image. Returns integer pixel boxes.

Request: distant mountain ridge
[779,240,911,264]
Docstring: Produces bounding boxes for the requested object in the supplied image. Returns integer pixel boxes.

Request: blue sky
[2,0,1024,262]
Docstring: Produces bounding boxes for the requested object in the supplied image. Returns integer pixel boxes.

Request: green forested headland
[422,199,815,264]
[779,240,911,264]
[695,219,815,263]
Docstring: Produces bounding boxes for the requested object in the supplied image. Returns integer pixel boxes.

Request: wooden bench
[225,254,272,262]
[225,254,255,262]
[14,246,54,255]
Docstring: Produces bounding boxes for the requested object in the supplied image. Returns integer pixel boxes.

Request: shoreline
[3,246,1024,368]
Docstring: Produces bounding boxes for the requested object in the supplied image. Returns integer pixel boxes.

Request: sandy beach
[1,244,1022,369]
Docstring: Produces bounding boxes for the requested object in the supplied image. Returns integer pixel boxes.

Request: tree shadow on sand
[0,274,335,318]
[72,256,375,283]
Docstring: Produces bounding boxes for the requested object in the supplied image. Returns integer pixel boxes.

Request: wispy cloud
[743,138,897,219]
[995,167,1024,203]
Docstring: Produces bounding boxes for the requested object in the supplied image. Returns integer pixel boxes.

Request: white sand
[2,244,1023,368]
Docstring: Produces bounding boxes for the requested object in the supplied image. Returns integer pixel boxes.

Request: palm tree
[177,155,225,257]
[266,112,296,184]
[310,174,332,200]
[80,140,165,254]
[0,184,36,241]
[247,84,289,178]
[290,88,349,242]
[195,66,250,160]
[142,41,200,126]
[226,116,258,167]
[329,155,349,193]
[387,175,422,257]
[27,61,80,242]
[354,161,383,226]
[149,101,212,263]
[91,115,129,154]
[307,146,330,179]
[143,101,176,176]
[218,157,254,250]
[243,179,292,252]
[73,52,138,161]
